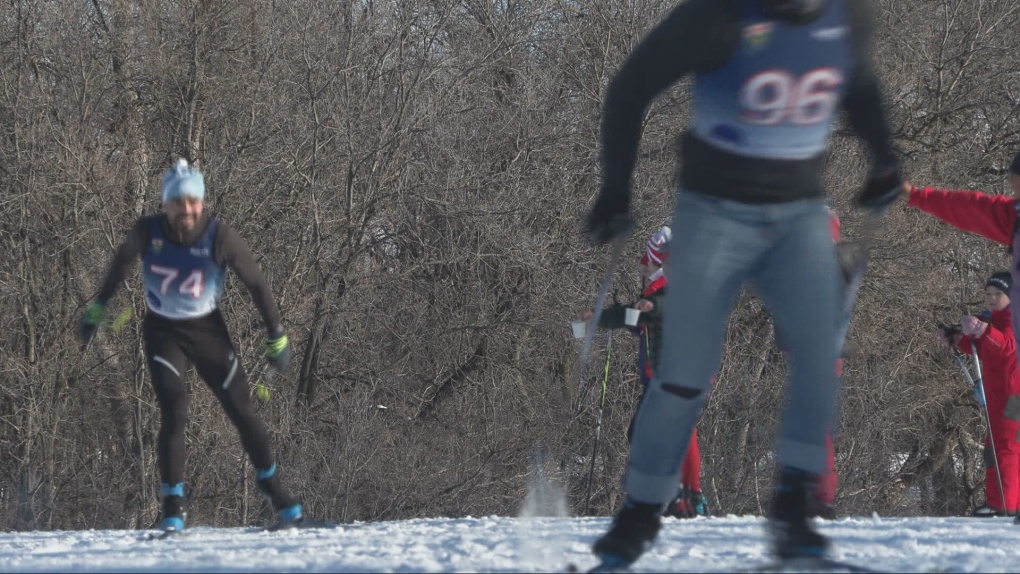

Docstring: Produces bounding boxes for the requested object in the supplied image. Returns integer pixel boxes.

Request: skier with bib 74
[79,159,303,533]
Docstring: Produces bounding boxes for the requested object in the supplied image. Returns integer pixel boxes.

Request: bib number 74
[150,265,205,298]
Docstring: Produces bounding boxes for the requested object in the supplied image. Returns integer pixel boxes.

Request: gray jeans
[625,190,840,503]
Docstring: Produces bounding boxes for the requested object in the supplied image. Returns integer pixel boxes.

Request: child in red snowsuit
[938,272,1020,516]
[905,169,1020,516]
[580,227,708,518]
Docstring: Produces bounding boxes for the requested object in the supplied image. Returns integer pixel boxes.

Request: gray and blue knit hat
[161,159,205,203]
[987,271,1012,295]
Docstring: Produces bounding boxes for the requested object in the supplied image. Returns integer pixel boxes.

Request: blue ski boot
[256,464,303,526]
[160,483,186,531]
[591,499,662,570]
[767,467,830,560]
[691,489,710,518]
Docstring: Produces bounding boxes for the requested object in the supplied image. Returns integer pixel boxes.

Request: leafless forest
[2,0,1020,531]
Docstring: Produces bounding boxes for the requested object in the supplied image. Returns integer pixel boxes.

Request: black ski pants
[142,310,274,486]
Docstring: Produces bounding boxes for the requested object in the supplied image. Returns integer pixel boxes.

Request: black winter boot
[767,467,830,560]
[592,499,662,569]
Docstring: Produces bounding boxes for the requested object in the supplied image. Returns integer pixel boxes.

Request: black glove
[265,334,292,374]
[584,192,636,245]
[854,167,904,214]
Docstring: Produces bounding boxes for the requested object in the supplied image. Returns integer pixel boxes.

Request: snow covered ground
[3,514,1020,573]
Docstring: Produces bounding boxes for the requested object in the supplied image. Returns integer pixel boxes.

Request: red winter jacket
[957,308,1020,419]
[906,186,1016,246]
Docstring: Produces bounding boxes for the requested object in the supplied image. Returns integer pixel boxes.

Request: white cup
[625,308,641,326]
[571,320,586,339]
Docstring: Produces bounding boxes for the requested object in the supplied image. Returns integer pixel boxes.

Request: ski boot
[592,499,662,570]
[664,496,694,519]
[972,503,1004,518]
[664,487,708,519]
[767,467,830,560]
[256,464,304,526]
[160,483,187,531]
[690,489,709,518]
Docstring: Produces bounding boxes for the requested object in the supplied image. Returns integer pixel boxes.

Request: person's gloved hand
[854,166,904,215]
[961,315,988,338]
[266,334,291,374]
[584,192,635,245]
[78,302,107,348]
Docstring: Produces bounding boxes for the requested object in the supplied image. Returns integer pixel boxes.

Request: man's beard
[172,214,198,234]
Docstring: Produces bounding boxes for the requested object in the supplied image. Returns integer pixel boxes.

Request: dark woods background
[3,0,1020,530]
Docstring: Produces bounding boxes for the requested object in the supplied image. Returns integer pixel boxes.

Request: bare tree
[3,0,1020,530]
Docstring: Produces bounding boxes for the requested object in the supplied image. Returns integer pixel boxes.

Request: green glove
[111,307,135,334]
[79,302,107,346]
[255,379,271,403]
[265,334,291,373]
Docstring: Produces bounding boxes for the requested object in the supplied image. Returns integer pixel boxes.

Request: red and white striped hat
[640,226,671,266]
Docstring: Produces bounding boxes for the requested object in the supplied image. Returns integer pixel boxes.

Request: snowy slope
[4,515,1020,573]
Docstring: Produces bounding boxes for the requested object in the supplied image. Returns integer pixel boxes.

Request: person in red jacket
[938,272,1020,516]
[904,153,1020,517]
[903,153,1020,329]
[580,227,709,519]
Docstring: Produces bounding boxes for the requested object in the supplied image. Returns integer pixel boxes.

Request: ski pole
[571,238,625,415]
[948,347,976,388]
[970,340,1008,517]
[584,332,612,514]
[833,207,886,359]
[835,242,867,356]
